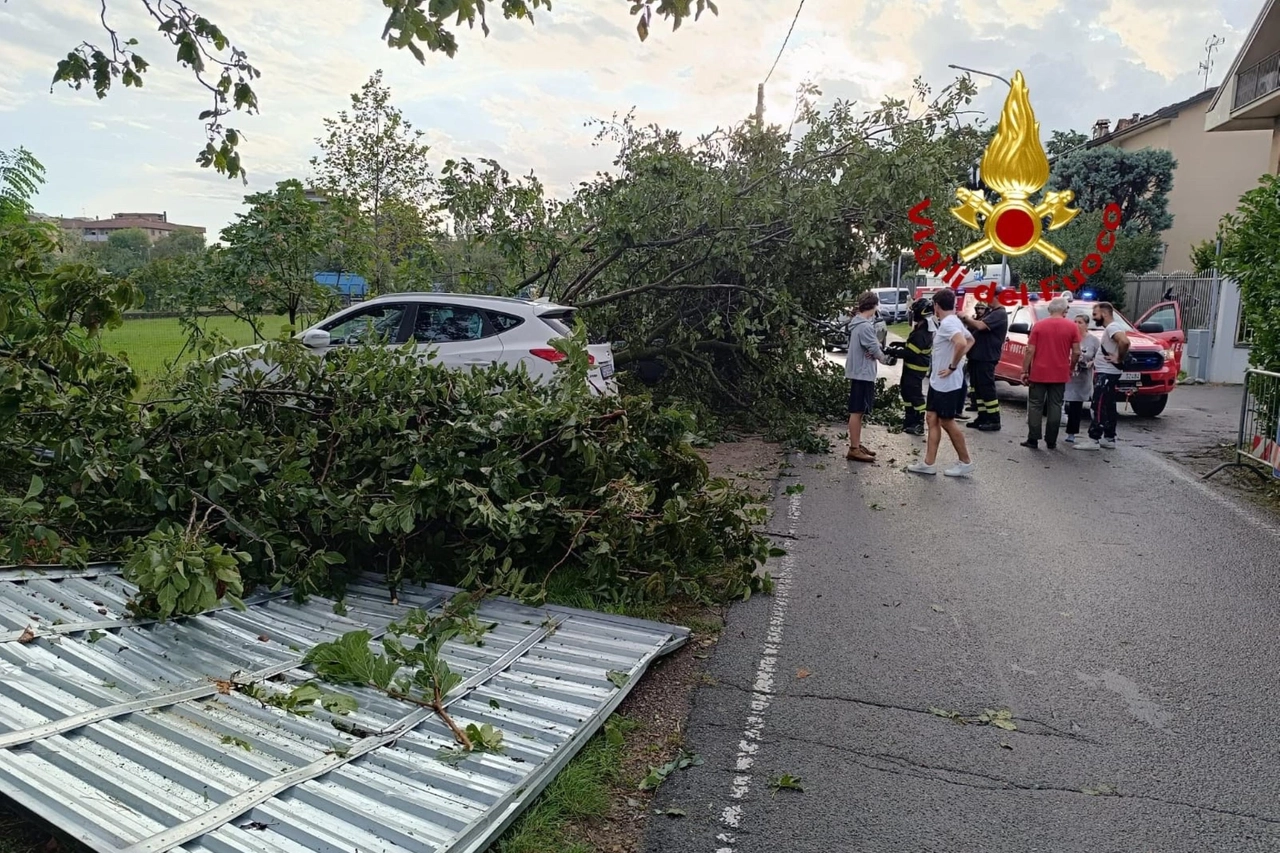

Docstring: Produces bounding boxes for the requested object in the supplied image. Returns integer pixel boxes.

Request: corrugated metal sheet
[0,565,687,853]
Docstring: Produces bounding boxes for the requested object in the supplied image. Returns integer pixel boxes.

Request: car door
[408,302,503,370]
[999,305,1030,382]
[1136,300,1185,373]
[317,302,414,355]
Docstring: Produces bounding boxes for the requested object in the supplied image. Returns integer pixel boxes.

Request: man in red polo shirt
[1020,297,1081,450]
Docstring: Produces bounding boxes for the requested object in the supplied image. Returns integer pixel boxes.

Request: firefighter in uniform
[887,298,932,436]
[960,282,1010,431]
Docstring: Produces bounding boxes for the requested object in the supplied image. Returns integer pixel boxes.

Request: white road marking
[714,490,803,851]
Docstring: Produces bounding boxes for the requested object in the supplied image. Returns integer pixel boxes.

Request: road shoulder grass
[492,436,784,853]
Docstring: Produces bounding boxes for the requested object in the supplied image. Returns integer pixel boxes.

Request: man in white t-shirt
[908,288,976,478]
[1076,301,1130,451]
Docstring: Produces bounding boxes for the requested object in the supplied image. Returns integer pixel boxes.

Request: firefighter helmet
[909,297,932,325]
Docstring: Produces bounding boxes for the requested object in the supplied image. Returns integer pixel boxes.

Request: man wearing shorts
[908,288,975,478]
[844,290,897,462]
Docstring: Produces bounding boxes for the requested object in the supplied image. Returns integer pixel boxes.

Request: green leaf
[25,475,44,500]
[769,773,804,793]
[304,631,400,690]
[606,670,630,688]
[289,682,324,705]
[320,692,359,716]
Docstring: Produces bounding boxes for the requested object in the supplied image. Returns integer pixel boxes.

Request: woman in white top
[1063,313,1100,443]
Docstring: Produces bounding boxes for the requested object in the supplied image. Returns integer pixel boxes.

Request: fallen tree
[430,81,985,439]
[1,152,774,613]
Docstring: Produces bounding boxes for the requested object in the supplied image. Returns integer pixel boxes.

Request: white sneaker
[944,461,975,478]
[1099,438,1116,449]
[1075,440,1101,451]
[907,461,937,475]
[1064,434,1076,444]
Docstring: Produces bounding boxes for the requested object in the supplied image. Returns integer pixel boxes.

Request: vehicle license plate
[1120,371,1141,383]
[601,363,615,379]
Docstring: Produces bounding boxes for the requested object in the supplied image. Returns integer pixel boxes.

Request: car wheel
[1129,394,1168,418]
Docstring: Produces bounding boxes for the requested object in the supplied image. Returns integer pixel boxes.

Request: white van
[871,287,912,323]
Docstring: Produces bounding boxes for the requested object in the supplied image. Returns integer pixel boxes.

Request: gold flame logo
[951,71,1078,264]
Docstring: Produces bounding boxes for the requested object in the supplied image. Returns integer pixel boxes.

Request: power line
[763,0,806,85]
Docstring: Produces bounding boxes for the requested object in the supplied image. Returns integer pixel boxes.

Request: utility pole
[756,84,765,127]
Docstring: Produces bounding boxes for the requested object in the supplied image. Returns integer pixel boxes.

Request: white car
[220,293,619,396]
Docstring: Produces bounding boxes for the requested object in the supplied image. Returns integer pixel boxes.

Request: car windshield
[1033,303,1134,331]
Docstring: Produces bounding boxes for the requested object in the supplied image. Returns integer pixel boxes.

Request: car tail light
[529,349,595,364]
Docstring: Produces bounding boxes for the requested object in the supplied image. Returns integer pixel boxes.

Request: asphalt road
[645,372,1280,852]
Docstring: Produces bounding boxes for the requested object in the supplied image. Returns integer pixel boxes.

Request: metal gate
[1123,272,1220,330]
[1204,369,1280,481]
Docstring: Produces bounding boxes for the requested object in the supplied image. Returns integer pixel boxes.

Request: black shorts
[847,379,876,414]
[927,386,967,420]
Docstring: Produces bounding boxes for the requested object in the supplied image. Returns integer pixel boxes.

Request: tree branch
[570,251,716,308]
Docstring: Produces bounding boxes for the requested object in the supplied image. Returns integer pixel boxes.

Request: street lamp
[948,63,1013,286]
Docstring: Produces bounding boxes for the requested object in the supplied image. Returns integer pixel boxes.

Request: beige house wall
[1105,108,1272,272]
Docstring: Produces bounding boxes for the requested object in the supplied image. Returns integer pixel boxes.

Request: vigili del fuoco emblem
[951,71,1079,264]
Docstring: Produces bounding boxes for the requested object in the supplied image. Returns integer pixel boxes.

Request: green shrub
[1219,173,1280,372]
[4,331,775,612]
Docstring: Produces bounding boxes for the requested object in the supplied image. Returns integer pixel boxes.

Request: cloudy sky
[0,0,1264,236]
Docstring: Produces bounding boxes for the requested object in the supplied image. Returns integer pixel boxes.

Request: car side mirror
[1009,323,1030,334]
[300,329,331,348]
[1138,322,1164,334]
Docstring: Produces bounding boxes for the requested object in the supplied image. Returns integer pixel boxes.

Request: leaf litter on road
[638,750,704,791]
[928,707,1018,731]
[769,774,804,795]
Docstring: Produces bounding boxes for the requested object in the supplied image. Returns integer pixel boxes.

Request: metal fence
[1204,369,1280,481]
[1123,272,1220,330]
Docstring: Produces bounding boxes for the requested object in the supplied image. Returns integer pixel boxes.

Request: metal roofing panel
[0,566,687,853]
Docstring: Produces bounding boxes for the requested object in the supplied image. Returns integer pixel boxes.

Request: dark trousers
[969,360,999,422]
[901,370,926,427]
[1089,374,1120,440]
[1027,382,1065,444]
[1065,400,1087,435]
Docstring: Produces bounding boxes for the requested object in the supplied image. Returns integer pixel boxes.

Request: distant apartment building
[57,211,206,243]
[1082,87,1272,272]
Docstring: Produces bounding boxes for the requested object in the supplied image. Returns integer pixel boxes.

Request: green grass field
[99,314,292,385]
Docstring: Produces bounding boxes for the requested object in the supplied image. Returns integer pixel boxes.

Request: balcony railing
[1234,50,1280,110]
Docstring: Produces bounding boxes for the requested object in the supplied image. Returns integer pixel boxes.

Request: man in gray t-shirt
[1077,302,1130,450]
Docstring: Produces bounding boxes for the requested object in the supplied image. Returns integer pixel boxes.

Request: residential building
[57,211,205,243]
[1205,0,1280,172]
[1084,88,1272,273]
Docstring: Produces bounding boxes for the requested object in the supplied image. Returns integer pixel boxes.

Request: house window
[1236,304,1255,347]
